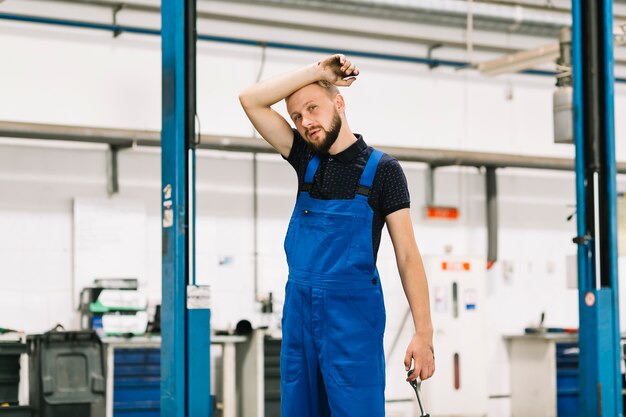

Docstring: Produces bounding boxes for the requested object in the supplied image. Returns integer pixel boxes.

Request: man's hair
[316,80,340,98]
[285,80,341,105]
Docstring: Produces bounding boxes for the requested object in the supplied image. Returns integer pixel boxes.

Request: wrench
[407,370,430,417]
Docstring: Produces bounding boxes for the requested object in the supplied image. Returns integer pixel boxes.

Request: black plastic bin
[27,331,105,417]
[0,342,26,405]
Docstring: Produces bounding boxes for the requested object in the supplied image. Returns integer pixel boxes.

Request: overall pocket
[287,209,355,275]
[280,355,303,384]
[349,285,386,335]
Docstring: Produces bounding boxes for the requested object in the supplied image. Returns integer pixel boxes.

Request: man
[239,54,434,417]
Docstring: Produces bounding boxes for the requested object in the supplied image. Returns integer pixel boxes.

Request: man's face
[286,84,342,154]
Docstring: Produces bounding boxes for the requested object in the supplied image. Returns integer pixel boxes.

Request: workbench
[102,334,247,417]
[505,333,588,417]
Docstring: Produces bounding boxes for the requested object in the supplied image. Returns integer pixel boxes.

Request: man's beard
[306,112,342,155]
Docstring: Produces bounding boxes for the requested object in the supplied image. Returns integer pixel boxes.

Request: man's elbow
[238,91,251,109]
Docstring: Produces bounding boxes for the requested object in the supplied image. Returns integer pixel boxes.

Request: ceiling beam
[2,120,626,173]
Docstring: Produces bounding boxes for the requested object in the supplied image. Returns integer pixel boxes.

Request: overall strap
[301,154,321,194]
[355,149,384,199]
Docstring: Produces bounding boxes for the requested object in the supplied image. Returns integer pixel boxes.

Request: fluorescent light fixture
[478,42,559,76]
[479,29,624,77]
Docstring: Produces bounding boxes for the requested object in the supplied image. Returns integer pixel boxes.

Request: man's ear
[334,94,345,112]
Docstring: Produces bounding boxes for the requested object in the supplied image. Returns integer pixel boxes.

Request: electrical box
[421,256,488,417]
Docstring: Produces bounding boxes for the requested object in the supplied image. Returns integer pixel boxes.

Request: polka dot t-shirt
[283,129,411,262]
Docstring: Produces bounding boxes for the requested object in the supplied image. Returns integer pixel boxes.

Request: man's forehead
[287,84,327,109]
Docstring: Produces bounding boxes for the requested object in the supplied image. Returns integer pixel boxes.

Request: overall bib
[281,149,386,417]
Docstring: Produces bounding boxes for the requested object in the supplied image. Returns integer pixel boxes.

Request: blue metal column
[571,0,622,416]
[187,288,213,416]
[161,0,187,414]
[162,1,211,416]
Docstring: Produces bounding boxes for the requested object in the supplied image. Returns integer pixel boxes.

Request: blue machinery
[572,0,622,416]
[161,0,212,416]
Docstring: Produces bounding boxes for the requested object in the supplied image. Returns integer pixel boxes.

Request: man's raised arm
[238,54,358,158]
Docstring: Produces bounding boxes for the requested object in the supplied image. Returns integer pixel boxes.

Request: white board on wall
[73,198,146,307]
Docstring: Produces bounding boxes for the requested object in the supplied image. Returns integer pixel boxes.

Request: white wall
[1,1,626,416]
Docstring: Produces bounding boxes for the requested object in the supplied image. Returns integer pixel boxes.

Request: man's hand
[317,54,359,86]
[404,334,435,382]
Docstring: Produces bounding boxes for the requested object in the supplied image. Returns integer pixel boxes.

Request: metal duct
[2,120,626,174]
[223,0,579,37]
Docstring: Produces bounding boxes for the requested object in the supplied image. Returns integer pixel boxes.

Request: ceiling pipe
[41,0,543,55]
[2,120,626,174]
[2,11,626,80]
[217,0,626,37]
[43,0,626,66]
[47,0,626,30]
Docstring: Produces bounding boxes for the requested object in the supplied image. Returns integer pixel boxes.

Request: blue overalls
[281,149,386,417]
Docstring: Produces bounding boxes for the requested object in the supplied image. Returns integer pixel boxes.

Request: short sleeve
[378,158,411,217]
[282,129,308,170]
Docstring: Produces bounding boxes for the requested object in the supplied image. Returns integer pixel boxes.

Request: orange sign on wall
[442,261,471,272]
[425,206,459,220]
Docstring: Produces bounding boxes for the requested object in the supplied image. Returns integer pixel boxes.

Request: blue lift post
[571,0,622,415]
[161,0,212,416]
